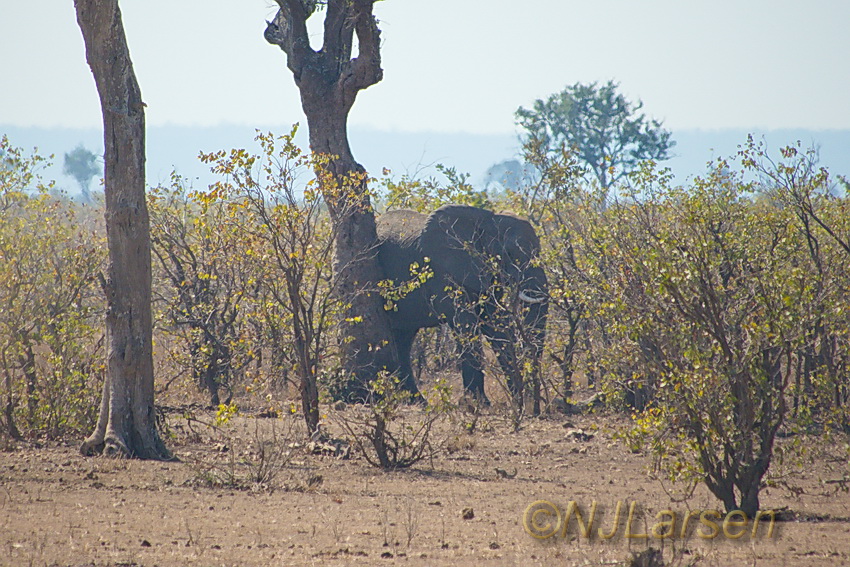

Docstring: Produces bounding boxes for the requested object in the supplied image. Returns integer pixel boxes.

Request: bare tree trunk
[75,0,170,459]
[266,0,405,399]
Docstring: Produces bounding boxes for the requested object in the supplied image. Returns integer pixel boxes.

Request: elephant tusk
[519,290,546,304]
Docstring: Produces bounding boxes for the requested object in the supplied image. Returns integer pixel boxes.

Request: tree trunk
[20,342,38,429]
[1,358,21,440]
[738,481,762,518]
[75,0,170,460]
[304,103,400,398]
[266,0,405,399]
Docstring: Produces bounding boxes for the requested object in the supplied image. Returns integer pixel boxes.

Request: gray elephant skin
[376,204,548,403]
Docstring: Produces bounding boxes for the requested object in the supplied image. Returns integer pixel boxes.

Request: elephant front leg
[458,335,489,404]
[483,323,524,405]
[393,328,423,400]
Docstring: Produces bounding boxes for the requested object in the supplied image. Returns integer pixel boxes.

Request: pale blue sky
[2,1,849,134]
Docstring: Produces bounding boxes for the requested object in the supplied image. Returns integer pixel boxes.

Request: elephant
[375,204,548,404]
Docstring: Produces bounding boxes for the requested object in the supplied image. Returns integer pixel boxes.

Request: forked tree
[265,0,404,397]
[75,0,170,459]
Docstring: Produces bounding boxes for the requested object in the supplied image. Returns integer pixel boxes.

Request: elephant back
[376,209,430,288]
[376,209,427,248]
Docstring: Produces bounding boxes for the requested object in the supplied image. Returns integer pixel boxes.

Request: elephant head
[421,206,542,291]
[417,205,548,401]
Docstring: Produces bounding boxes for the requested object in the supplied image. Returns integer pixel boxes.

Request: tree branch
[322,0,355,67]
[264,0,316,78]
[344,0,383,97]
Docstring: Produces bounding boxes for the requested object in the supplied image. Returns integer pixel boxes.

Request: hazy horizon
[4,124,848,198]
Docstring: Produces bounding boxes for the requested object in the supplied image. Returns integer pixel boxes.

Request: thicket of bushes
[513,136,850,513]
[1,132,848,509]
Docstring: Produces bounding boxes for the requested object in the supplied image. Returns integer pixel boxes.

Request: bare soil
[2,398,850,567]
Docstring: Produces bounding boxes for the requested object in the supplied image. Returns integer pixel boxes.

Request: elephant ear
[420,204,499,293]
[493,213,541,269]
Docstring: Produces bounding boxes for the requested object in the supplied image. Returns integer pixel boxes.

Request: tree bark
[2,358,22,440]
[75,0,170,459]
[266,0,406,398]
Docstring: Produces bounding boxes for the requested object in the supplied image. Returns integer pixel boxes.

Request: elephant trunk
[519,266,548,336]
[521,266,548,415]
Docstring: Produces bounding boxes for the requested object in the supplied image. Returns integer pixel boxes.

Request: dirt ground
[2,396,850,567]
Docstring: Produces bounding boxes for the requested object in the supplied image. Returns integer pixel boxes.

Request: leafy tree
[509,140,603,404]
[63,145,101,203]
[200,129,350,434]
[516,81,674,196]
[75,0,170,460]
[743,138,850,427]
[616,162,805,516]
[148,177,255,408]
[0,137,105,440]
